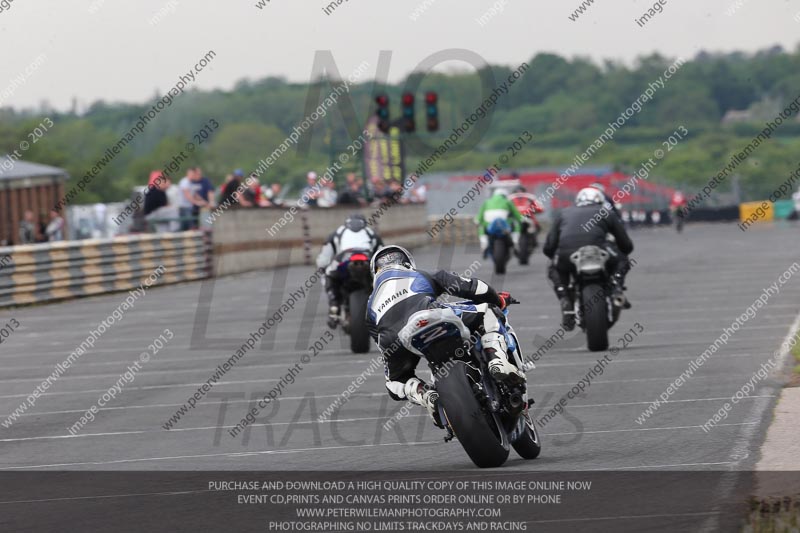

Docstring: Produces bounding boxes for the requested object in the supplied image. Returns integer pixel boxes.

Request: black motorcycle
[333,248,373,353]
[568,245,624,351]
[399,296,541,468]
[517,218,538,266]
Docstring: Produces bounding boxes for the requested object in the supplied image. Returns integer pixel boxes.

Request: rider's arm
[428,270,503,307]
[315,231,337,268]
[606,215,634,255]
[542,212,561,258]
[316,242,334,269]
[475,200,487,226]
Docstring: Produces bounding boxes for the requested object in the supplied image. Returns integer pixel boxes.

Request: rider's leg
[383,345,441,425]
[548,257,575,330]
[510,230,520,256]
[478,225,489,259]
[460,304,525,383]
[324,265,343,328]
[604,245,632,309]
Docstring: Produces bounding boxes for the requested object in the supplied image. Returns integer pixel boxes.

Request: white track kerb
[1,265,167,430]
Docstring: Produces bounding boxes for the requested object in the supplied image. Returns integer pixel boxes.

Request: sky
[0,0,797,111]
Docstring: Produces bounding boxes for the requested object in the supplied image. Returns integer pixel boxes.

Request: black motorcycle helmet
[344,213,367,232]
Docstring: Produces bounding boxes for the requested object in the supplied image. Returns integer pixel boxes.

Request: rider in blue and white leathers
[366,245,524,422]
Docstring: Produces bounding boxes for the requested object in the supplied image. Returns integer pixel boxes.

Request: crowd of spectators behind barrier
[16,208,65,244]
[136,166,427,233]
[9,165,427,243]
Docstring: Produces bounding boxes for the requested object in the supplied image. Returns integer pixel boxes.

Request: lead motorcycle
[333,248,373,353]
[509,192,543,266]
[568,245,625,351]
[398,296,541,468]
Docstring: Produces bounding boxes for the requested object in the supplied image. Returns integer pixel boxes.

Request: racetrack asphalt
[1,222,798,531]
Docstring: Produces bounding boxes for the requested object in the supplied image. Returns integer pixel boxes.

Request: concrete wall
[212,204,430,276]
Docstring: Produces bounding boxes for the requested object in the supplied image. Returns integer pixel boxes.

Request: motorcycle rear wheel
[512,413,542,460]
[493,238,509,274]
[348,289,371,354]
[518,234,532,265]
[437,361,510,468]
[582,284,609,351]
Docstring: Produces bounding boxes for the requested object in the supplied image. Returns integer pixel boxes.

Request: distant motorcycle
[672,206,685,233]
[398,296,541,468]
[568,245,625,351]
[485,218,513,274]
[510,192,543,266]
[333,248,373,353]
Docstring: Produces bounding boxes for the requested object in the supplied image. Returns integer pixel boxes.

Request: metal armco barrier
[0,231,212,307]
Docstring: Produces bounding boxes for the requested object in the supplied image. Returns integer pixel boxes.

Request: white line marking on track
[8,394,775,419]
[0,441,441,469]
[0,373,759,400]
[0,419,757,445]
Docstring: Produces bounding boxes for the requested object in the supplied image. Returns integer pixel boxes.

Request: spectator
[241,173,266,207]
[411,183,428,203]
[144,171,180,232]
[178,167,211,229]
[371,178,395,205]
[301,171,320,207]
[178,167,199,230]
[318,178,338,207]
[37,212,49,242]
[195,166,216,209]
[387,179,407,204]
[265,182,283,207]
[337,173,366,206]
[219,171,242,208]
[18,210,36,244]
[144,171,169,216]
[45,209,65,241]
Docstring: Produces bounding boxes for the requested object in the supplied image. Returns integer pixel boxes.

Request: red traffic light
[402,92,414,106]
[375,94,389,106]
[425,91,438,104]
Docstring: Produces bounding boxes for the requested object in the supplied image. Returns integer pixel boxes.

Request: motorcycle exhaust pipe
[612,294,626,308]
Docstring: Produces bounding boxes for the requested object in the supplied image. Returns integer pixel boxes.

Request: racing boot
[483,332,526,385]
[404,378,442,428]
[556,286,576,331]
[510,231,520,258]
[325,284,341,329]
[479,234,490,259]
[327,306,340,329]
